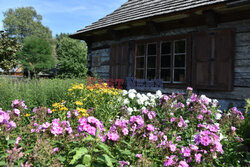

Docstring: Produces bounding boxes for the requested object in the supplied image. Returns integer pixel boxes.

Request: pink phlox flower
[149,133,158,141]
[15,136,21,146]
[189,144,199,151]
[7,121,16,129]
[231,126,236,131]
[146,124,155,132]
[47,108,52,114]
[32,107,38,113]
[118,161,130,167]
[42,122,51,129]
[170,117,176,122]
[122,128,129,135]
[136,154,142,158]
[13,108,20,116]
[190,93,197,102]
[107,131,120,141]
[141,109,148,114]
[195,153,202,163]
[231,107,244,120]
[164,155,177,166]
[147,111,156,120]
[52,147,59,153]
[178,161,189,167]
[197,114,203,120]
[208,124,219,132]
[180,147,191,157]
[168,142,177,152]
[175,136,182,142]
[0,111,10,124]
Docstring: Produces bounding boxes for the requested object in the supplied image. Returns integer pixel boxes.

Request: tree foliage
[3,7,52,42]
[0,32,21,73]
[19,36,55,76]
[56,35,87,78]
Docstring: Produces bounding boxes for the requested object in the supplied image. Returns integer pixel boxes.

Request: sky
[0,0,127,36]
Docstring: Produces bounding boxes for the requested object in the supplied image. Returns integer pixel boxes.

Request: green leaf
[96,142,113,157]
[75,165,86,167]
[0,161,6,166]
[101,154,113,167]
[70,147,88,165]
[82,135,96,143]
[58,156,66,162]
[82,154,91,165]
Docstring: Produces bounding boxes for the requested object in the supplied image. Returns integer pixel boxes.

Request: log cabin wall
[88,18,250,110]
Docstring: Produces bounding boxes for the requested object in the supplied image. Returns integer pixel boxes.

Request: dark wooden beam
[107,29,120,41]
[146,21,160,34]
[203,10,219,28]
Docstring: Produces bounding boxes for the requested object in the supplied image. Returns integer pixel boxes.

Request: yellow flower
[76,107,87,113]
[75,101,83,106]
[24,113,30,117]
[52,103,60,108]
[52,109,57,112]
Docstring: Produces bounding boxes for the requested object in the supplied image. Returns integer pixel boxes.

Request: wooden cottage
[70,0,250,109]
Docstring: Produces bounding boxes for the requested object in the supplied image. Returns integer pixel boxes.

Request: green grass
[0,77,85,110]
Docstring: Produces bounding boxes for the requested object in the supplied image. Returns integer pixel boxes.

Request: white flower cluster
[122,89,163,107]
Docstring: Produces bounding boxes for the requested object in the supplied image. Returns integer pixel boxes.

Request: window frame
[133,34,191,88]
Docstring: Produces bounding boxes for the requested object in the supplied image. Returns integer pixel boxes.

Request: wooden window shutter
[192,29,234,91]
[110,42,129,80]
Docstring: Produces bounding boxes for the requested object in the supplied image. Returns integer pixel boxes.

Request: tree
[3,7,52,42]
[0,31,21,73]
[19,36,55,77]
[56,35,87,78]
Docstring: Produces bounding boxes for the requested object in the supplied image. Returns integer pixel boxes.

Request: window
[135,43,157,80]
[135,37,187,85]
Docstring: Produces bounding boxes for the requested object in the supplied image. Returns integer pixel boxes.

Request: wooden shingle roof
[73,0,229,35]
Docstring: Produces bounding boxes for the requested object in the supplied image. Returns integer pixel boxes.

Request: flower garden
[0,81,249,167]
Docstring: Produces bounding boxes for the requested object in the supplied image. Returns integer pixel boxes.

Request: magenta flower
[146,124,155,132]
[15,136,21,146]
[195,153,202,163]
[52,147,59,153]
[178,161,189,167]
[42,122,51,129]
[164,155,177,166]
[170,117,175,123]
[47,108,52,114]
[107,132,119,141]
[13,108,20,116]
[180,147,191,157]
[149,133,158,141]
[118,161,129,167]
[197,114,203,120]
[231,126,236,131]
[169,142,177,152]
[136,154,142,158]
[147,111,156,120]
[187,87,193,91]
[67,111,71,118]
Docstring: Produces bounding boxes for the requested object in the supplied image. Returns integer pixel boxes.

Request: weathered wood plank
[235,32,250,46]
[235,59,250,67]
[234,78,250,87]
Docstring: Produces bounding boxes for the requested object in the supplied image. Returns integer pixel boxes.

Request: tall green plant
[56,36,87,78]
[19,36,55,77]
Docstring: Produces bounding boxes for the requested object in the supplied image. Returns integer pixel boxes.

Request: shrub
[0,85,248,166]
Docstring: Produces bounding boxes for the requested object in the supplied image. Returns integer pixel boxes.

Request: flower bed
[0,83,248,166]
